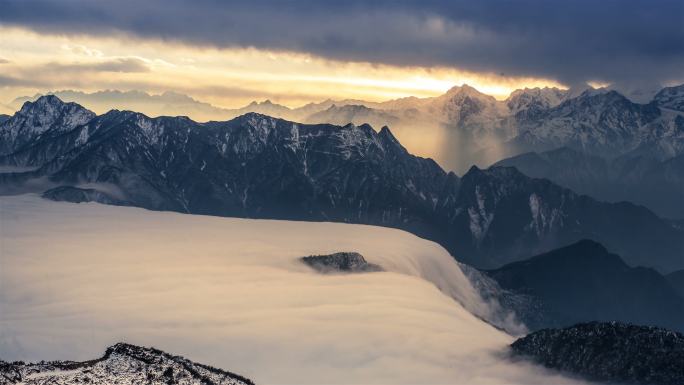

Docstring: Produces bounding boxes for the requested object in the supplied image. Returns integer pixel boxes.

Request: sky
[0,0,682,108]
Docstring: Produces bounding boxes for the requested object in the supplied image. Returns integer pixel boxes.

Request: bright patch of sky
[0,26,563,109]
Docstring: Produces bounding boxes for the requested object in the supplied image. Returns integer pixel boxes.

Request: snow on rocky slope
[0,343,254,385]
[0,95,94,156]
[0,194,590,385]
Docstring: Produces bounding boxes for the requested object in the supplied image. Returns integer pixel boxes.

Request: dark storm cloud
[1,0,683,85]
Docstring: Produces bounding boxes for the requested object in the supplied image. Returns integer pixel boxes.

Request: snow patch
[468,186,494,243]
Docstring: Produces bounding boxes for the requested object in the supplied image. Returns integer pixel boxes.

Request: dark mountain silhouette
[486,240,684,332]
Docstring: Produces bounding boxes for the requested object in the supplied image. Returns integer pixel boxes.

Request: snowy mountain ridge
[1,96,683,272]
[0,343,254,385]
[510,89,683,159]
[0,95,95,156]
[9,83,684,171]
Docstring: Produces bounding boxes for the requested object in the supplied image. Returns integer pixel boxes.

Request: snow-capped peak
[443,84,494,101]
[506,87,567,114]
[0,95,96,155]
[654,84,684,111]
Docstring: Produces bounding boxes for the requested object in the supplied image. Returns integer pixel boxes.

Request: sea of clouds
[0,194,591,384]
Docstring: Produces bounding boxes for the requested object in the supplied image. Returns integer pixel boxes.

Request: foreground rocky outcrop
[0,343,254,385]
[301,252,383,273]
[511,322,684,385]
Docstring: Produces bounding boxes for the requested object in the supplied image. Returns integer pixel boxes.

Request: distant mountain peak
[245,99,287,108]
[15,95,96,126]
[506,87,567,114]
[240,111,274,119]
[444,84,492,100]
[463,165,525,181]
[378,125,396,140]
[1,94,96,155]
[446,83,478,93]
[465,164,482,174]
[654,83,684,111]
[575,87,618,101]
[19,94,67,113]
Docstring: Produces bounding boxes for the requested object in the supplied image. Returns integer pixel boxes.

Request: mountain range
[494,147,684,219]
[1,95,683,272]
[12,83,684,175]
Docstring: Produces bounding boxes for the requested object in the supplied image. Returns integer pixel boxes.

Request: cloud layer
[1,0,682,86]
[0,194,587,384]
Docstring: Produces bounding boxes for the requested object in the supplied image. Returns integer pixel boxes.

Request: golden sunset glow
[1,2,683,384]
[0,26,564,110]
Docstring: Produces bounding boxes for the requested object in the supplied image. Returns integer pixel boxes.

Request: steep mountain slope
[451,166,683,271]
[0,95,95,156]
[666,270,684,298]
[509,90,678,157]
[2,96,683,272]
[511,322,684,385]
[2,97,459,246]
[0,343,254,385]
[53,112,456,235]
[654,84,684,112]
[486,240,684,332]
[494,147,684,218]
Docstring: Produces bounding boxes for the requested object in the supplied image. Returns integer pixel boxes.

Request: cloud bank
[1,0,682,87]
[0,194,588,384]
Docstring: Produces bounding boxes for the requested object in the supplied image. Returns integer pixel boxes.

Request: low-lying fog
[0,195,590,384]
